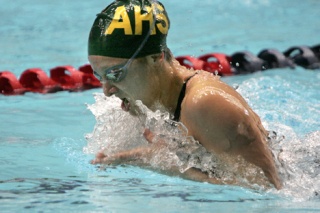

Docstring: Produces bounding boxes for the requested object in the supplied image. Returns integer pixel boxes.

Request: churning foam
[84,93,320,200]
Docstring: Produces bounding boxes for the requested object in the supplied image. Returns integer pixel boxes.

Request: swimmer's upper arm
[181,86,255,154]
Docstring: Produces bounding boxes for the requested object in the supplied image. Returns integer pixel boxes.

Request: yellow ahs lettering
[154,4,169,34]
[105,3,169,35]
[104,6,133,35]
[134,5,156,35]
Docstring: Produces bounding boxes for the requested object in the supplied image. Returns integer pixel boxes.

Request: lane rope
[1,44,319,95]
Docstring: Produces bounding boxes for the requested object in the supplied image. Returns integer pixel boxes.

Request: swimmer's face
[89,55,152,115]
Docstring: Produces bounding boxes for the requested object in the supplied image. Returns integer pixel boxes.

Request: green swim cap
[88,0,170,59]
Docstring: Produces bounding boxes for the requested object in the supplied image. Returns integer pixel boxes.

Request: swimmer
[88,0,282,189]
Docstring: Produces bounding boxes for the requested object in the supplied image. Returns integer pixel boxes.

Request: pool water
[1,0,320,212]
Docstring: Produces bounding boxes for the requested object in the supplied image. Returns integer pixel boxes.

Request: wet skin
[89,54,282,189]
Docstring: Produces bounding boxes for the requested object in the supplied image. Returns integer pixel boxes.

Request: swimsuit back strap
[173,73,197,121]
[173,82,186,121]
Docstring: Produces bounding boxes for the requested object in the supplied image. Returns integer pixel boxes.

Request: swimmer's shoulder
[186,71,252,108]
[182,70,254,120]
[182,71,232,116]
[186,71,235,98]
[184,71,268,136]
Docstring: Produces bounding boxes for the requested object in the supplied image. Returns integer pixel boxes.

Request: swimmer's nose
[102,81,118,97]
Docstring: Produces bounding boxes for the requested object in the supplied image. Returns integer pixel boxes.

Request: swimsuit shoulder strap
[173,73,197,121]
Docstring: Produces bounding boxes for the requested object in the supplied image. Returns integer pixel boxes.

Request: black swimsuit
[172,73,197,121]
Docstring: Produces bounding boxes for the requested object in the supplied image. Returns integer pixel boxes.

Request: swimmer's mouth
[121,98,130,112]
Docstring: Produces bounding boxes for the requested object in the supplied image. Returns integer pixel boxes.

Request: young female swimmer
[88,0,282,189]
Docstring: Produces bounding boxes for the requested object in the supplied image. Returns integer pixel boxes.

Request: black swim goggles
[93,2,157,83]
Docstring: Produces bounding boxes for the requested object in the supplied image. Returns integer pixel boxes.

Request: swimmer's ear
[160,52,165,61]
[149,53,163,63]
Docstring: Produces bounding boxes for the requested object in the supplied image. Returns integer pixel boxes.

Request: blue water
[1,0,320,212]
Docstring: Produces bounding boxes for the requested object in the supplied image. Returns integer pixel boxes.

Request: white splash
[268,130,320,201]
[83,94,147,156]
[84,92,320,201]
[83,94,231,179]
